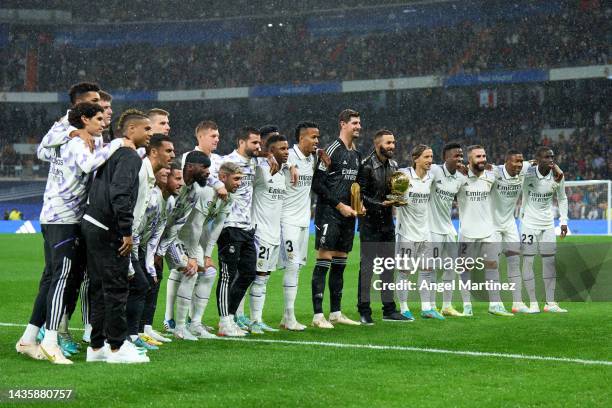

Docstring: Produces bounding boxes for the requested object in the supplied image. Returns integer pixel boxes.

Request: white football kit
[520,166,568,255]
[280,145,314,267]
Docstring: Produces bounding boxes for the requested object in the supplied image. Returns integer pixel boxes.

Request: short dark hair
[185,150,211,167]
[294,121,319,143]
[235,126,260,145]
[266,134,288,149]
[339,109,360,124]
[411,144,432,168]
[467,144,484,153]
[146,134,172,156]
[170,161,182,172]
[374,129,393,141]
[117,109,148,135]
[505,149,523,159]
[195,120,218,135]
[442,142,462,158]
[536,146,553,157]
[99,90,112,102]
[259,125,280,139]
[67,102,104,129]
[68,82,100,105]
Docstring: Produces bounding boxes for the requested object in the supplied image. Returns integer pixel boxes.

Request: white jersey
[252,162,287,245]
[395,167,433,242]
[282,145,314,228]
[521,166,568,229]
[428,163,465,236]
[212,150,259,230]
[133,187,168,277]
[457,169,496,239]
[180,186,233,258]
[132,157,157,236]
[181,146,224,190]
[39,136,123,224]
[491,162,530,230]
[157,181,203,255]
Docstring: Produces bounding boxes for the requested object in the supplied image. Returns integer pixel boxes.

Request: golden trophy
[351,183,365,215]
[386,171,410,206]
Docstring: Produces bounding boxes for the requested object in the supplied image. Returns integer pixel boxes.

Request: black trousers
[140,255,163,330]
[81,220,130,350]
[358,225,397,316]
[216,227,256,317]
[126,249,150,336]
[29,224,86,331]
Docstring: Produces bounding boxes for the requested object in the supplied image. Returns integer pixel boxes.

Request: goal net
[563,180,611,235]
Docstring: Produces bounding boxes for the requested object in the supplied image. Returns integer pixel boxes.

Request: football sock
[460,270,472,304]
[175,273,196,329]
[522,255,537,303]
[250,274,269,323]
[542,256,557,303]
[506,255,523,303]
[164,269,182,321]
[442,269,455,308]
[311,259,330,314]
[485,267,502,303]
[190,267,216,325]
[397,271,410,312]
[329,257,347,313]
[418,270,433,311]
[283,262,300,315]
[22,324,40,344]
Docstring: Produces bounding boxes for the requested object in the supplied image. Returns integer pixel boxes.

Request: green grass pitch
[0,234,610,407]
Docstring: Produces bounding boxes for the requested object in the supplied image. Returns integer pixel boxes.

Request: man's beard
[194,174,208,187]
[380,147,394,159]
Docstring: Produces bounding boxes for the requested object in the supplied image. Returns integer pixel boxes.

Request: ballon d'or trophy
[386,171,409,206]
[351,183,365,215]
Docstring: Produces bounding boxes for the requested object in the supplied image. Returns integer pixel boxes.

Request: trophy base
[386,194,407,206]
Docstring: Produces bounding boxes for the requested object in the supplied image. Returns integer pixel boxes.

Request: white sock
[418,270,433,311]
[130,334,139,342]
[542,256,557,303]
[460,270,472,304]
[329,311,341,319]
[522,256,537,303]
[442,269,455,308]
[21,324,40,344]
[236,294,246,317]
[429,270,437,306]
[397,271,409,312]
[190,267,216,325]
[176,273,197,328]
[249,275,269,323]
[506,255,523,302]
[283,262,299,315]
[41,329,58,348]
[485,268,502,303]
[144,325,154,335]
[165,269,182,321]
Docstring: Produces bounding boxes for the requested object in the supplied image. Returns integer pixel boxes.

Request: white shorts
[279,223,310,267]
[254,236,281,272]
[165,241,204,271]
[520,225,556,256]
[458,234,496,262]
[430,232,458,261]
[395,236,434,272]
[491,224,521,255]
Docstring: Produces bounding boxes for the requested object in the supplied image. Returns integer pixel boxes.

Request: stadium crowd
[1,3,609,92]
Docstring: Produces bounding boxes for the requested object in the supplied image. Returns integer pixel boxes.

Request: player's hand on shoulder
[290,165,299,186]
[71,129,95,152]
[317,149,331,168]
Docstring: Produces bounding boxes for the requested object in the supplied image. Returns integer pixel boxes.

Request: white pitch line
[2,322,610,366]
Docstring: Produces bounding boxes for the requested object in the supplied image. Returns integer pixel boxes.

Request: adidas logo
[16,221,36,234]
[437,180,442,184]
[268,179,274,183]
[343,160,347,165]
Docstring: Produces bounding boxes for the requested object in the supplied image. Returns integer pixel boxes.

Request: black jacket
[358,151,397,231]
[85,147,141,236]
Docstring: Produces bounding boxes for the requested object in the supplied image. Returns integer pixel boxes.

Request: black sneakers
[382,311,412,322]
[359,314,374,325]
